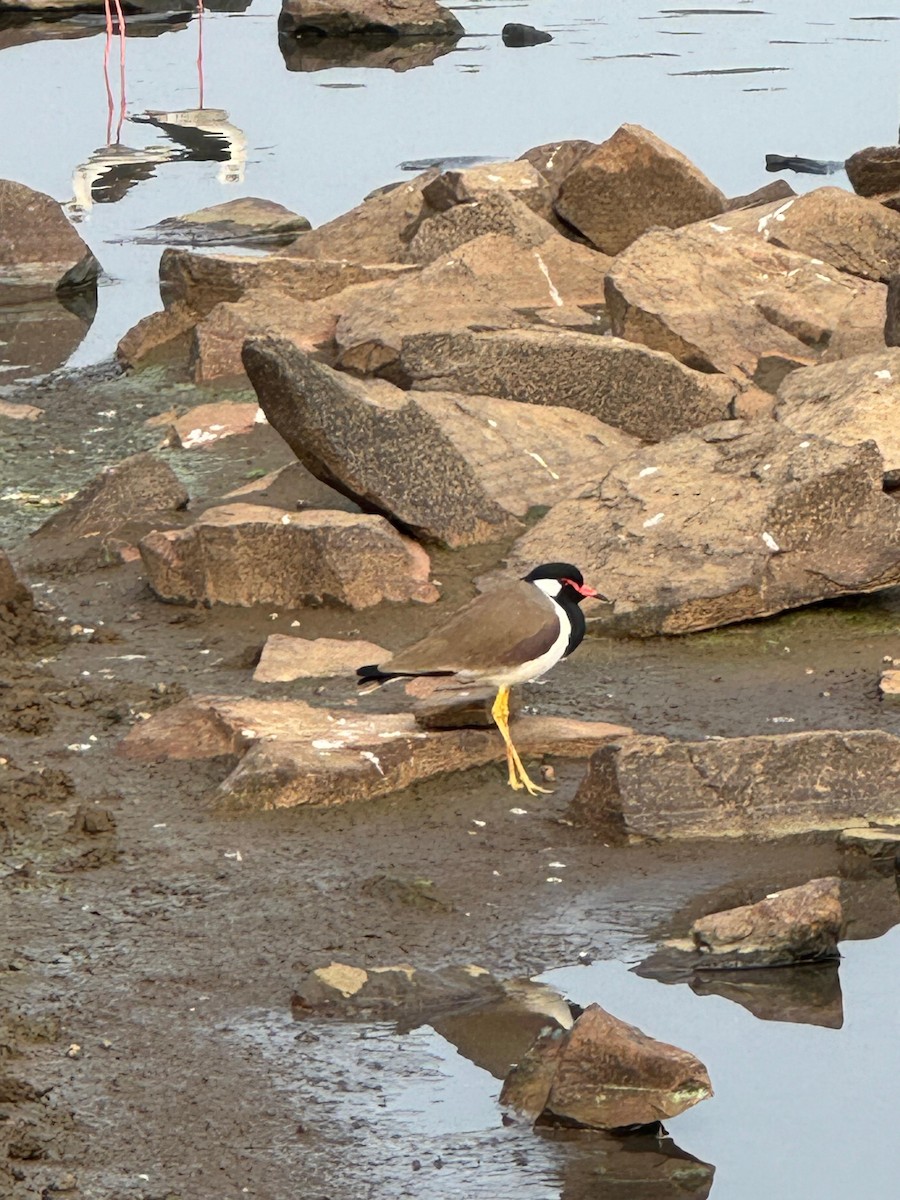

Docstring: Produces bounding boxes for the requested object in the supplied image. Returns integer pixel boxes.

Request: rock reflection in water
[0,288,96,382]
[540,1125,715,1200]
[691,961,843,1029]
[278,29,459,72]
[428,979,574,1079]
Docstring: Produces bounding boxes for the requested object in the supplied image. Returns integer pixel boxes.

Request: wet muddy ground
[2,364,900,1198]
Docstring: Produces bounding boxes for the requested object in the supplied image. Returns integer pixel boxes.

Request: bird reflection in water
[67,0,246,218]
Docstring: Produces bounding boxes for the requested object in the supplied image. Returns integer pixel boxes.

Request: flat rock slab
[243,336,638,546]
[555,124,724,256]
[398,327,737,443]
[691,878,842,968]
[139,504,437,609]
[605,221,886,386]
[147,401,264,449]
[776,350,900,477]
[501,1003,712,1129]
[143,197,311,247]
[253,634,389,682]
[571,730,900,841]
[118,694,631,808]
[506,421,900,636]
[278,0,464,38]
[0,179,99,302]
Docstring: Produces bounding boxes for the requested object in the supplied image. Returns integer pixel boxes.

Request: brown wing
[382,580,560,675]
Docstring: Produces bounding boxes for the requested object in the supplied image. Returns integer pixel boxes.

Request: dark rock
[571,731,900,841]
[501,22,552,47]
[0,550,55,653]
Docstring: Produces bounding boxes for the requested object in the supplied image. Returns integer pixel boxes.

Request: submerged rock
[506,422,900,636]
[291,961,504,1019]
[143,197,311,247]
[501,1003,712,1129]
[139,504,438,609]
[571,730,900,841]
[242,336,637,547]
[501,22,552,47]
[0,178,100,302]
[690,878,843,968]
[118,694,631,807]
[555,124,725,256]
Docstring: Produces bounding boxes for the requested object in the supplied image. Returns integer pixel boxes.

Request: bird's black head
[523,562,610,606]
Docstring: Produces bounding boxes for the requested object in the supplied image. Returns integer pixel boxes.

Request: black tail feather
[356,664,399,688]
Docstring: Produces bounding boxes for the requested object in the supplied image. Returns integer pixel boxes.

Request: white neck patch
[532,577,563,599]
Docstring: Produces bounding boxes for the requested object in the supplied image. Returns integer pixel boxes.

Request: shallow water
[2,0,900,374]
[233,921,900,1198]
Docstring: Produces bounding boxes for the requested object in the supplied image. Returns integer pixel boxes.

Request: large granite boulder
[775,349,900,480]
[555,124,725,255]
[500,1003,712,1129]
[605,221,886,387]
[243,336,638,546]
[278,0,464,38]
[139,504,438,609]
[506,421,900,636]
[725,187,900,284]
[0,179,99,302]
[404,191,560,263]
[571,731,900,841]
[397,327,737,442]
[117,694,631,808]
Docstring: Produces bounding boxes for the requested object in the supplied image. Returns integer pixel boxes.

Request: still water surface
[1,0,899,368]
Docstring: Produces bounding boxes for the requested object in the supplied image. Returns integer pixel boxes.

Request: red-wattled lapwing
[357,563,608,795]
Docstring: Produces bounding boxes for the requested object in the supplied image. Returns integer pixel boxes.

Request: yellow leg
[490,687,551,796]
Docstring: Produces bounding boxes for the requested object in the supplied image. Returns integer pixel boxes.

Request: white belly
[460,598,572,689]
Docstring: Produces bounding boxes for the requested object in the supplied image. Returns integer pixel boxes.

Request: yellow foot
[516,770,552,797]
